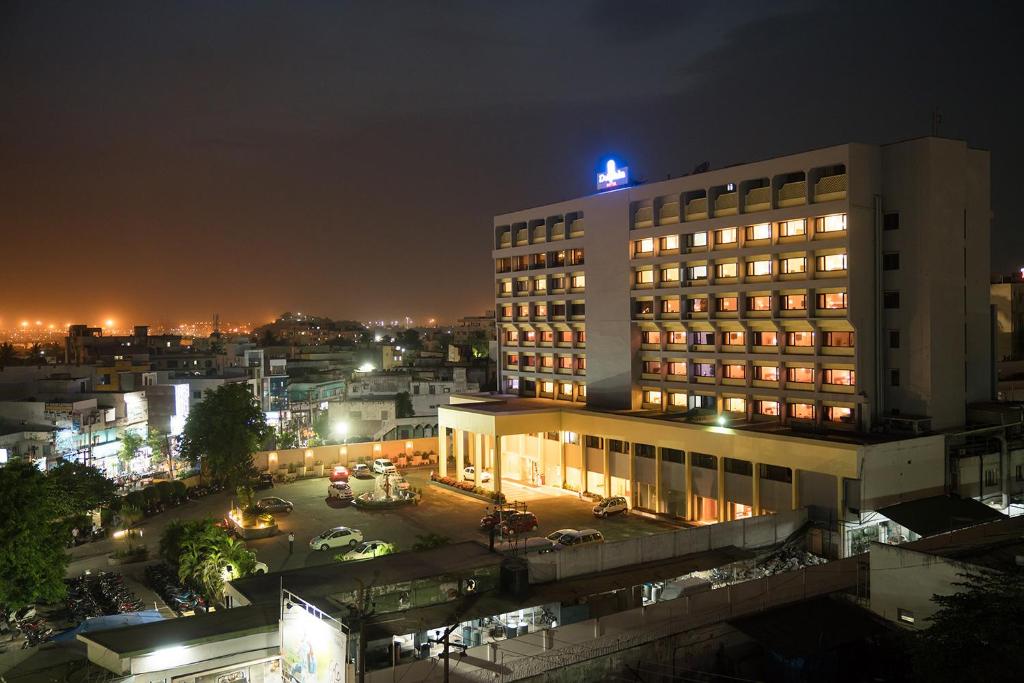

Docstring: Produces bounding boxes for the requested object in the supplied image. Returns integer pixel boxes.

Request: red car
[329,466,350,482]
[480,511,538,534]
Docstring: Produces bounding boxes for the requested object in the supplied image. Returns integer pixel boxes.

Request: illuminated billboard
[281,592,348,683]
[597,159,629,190]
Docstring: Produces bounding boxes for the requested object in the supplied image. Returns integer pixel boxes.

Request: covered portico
[437,397,568,495]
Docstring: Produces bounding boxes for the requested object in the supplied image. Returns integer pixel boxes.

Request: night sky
[1,1,1018,326]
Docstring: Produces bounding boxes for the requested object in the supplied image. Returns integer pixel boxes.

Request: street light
[334,421,350,444]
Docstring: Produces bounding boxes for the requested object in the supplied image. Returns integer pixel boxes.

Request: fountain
[352,472,418,510]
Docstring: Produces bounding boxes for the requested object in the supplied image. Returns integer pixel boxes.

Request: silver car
[255,496,294,513]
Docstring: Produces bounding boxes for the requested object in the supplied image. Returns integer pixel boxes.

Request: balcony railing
[778,181,807,207]
[659,202,680,224]
[814,174,848,202]
[745,186,771,211]
[714,192,738,217]
[684,197,708,220]
[634,207,654,228]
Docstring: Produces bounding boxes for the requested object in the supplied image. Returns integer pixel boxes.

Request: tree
[912,569,1024,681]
[176,524,257,604]
[179,383,268,488]
[395,391,415,418]
[0,462,69,610]
[146,428,170,471]
[276,425,299,449]
[118,504,143,549]
[0,342,16,370]
[45,461,117,520]
[119,430,145,471]
[398,328,422,351]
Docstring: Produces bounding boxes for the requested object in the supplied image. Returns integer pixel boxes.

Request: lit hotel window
[746,259,772,276]
[667,362,686,377]
[667,331,686,344]
[779,219,806,237]
[643,390,662,405]
[636,269,655,285]
[661,235,680,250]
[780,257,807,274]
[788,402,815,419]
[782,294,806,310]
[636,238,654,255]
[716,228,737,244]
[756,400,780,416]
[753,331,778,346]
[660,267,680,283]
[786,331,815,346]
[642,331,661,345]
[754,365,779,381]
[571,274,585,288]
[787,367,815,383]
[825,406,854,423]
[559,383,573,397]
[723,397,746,413]
[716,262,738,278]
[723,364,745,379]
[815,214,847,233]
[746,223,772,240]
[689,232,708,247]
[823,369,855,386]
[670,392,686,406]
[722,331,745,346]
[818,291,848,309]
[817,253,848,272]
[716,297,738,312]
[688,264,708,280]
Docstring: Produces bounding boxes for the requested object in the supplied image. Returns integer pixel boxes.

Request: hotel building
[440,137,992,543]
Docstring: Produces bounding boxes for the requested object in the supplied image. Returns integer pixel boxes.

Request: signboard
[281,592,347,683]
[597,159,629,190]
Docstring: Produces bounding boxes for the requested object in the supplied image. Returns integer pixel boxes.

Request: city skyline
[1,1,1019,322]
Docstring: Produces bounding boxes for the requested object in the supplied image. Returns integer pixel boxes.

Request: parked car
[329,466,350,482]
[351,464,373,479]
[339,540,395,562]
[328,482,354,500]
[463,466,491,483]
[545,529,579,544]
[255,497,294,513]
[551,528,605,548]
[480,510,539,534]
[592,496,628,518]
[254,473,274,490]
[372,458,397,474]
[504,537,557,555]
[310,526,363,551]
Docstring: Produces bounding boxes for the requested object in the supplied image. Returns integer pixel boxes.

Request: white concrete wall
[869,542,973,629]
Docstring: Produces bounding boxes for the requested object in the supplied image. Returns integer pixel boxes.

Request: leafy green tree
[176,525,256,604]
[118,430,145,471]
[312,413,332,444]
[118,504,143,549]
[45,460,117,519]
[395,391,415,418]
[276,426,299,449]
[179,383,268,488]
[146,429,170,471]
[912,569,1024,681]
[0,462,69,610]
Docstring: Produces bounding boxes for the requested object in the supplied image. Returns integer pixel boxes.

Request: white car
[464,466,491,483]
[328,482,354,499]
[351,463,372,478]
[310,526,363,551]
[339,540,395,562]
[372,458,397,474]
[592,496,628,518]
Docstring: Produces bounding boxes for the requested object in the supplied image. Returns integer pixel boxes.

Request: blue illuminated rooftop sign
[597,159,629,190]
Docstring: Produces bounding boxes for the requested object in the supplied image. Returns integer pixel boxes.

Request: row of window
[504,329,587,345]
[504,377,586,400]
[640,391,854,423]
[497,215,584,247]
[634,251,848,285]
[505,354,587,371]
[632,215,847,258]
[641,360,855,385]
[635,291,849,315]
[495,249,585,274]
[498,273,586,296]
[640,329,853,348]
[500,302,585,318]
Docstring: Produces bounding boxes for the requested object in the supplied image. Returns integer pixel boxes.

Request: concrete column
[627,443,636,509]
[654,447,663,514]
[438,426,448,477]
[791,467,800,510]
[455,429,466,479]
[602,439,611,499]
[752,462,761,515]
[717,455,726,522]
[475,433,484,468]
[684,452,693,521]
[519,433,529,483]
[580,434,588,493]
[493,435,503,495]
[836,476,846,557]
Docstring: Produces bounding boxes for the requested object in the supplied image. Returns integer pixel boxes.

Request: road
[70,467,679,575]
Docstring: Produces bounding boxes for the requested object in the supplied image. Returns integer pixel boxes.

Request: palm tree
[118,504,143,550]
[178,529,257,605]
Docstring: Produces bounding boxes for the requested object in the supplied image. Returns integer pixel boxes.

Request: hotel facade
[440,137,992,547]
